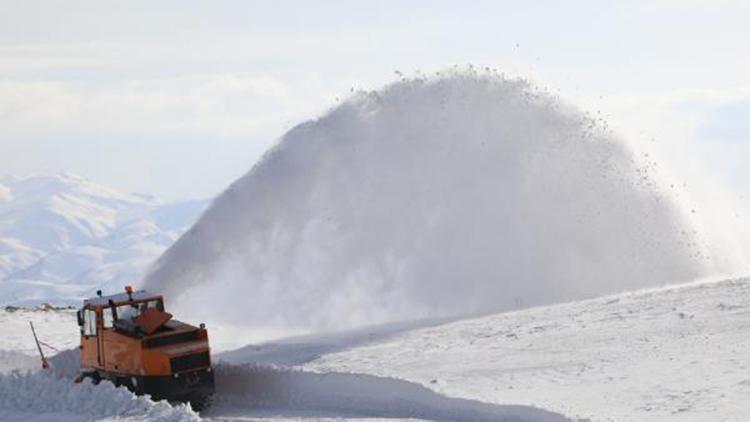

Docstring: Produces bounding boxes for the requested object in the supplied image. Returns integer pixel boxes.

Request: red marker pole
[29,321,50,369]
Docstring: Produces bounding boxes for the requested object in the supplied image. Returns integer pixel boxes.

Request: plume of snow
[145,71,708,334]
[0,183,11,202]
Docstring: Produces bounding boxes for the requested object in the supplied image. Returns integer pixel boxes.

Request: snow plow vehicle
[76,286,214,409]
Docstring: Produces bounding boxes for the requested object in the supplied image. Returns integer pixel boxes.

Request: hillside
[306,277,750,421]
[0,173,206,305]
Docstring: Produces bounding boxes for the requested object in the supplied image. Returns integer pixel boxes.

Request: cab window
[102,307,114,329]
[116,299,164,321]
[83,309,97,336]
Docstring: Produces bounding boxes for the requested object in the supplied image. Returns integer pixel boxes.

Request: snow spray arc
[145,71,707,332]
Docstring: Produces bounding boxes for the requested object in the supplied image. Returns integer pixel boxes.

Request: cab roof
[84,289,161,307]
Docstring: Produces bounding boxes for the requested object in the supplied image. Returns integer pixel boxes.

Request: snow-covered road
[205,364,566,421]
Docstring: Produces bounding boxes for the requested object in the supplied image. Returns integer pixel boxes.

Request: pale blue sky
[1,1,749,200]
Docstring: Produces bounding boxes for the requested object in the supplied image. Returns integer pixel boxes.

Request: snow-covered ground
[0,372,200,422]
[3,277,749,421]
[307,277,750,422]
[0,308,565,421]
[0,173,206,306]
[0,307,78,357]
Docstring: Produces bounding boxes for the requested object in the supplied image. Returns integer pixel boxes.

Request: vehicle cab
[77,286,214,408]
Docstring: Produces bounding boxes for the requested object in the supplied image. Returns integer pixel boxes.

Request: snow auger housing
[76,286,214,408]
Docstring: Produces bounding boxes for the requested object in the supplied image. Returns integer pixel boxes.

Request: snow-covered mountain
[0,173,207,306]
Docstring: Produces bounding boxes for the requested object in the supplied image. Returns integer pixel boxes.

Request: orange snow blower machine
[76,286,214,409]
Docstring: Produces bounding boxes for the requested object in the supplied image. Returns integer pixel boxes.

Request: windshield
[116,299,164,321]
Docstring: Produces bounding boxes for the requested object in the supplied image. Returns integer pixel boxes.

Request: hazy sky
[2,1,750,201]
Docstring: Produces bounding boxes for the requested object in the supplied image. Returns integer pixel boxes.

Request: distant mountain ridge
[0,173,207,306]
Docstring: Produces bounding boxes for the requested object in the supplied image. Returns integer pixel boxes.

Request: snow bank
[216,317,452,366]
[0,348,79,379]
[0,371,199,422]
[146,70,708,334]
[0,350,38,374]
[48,348,81,379]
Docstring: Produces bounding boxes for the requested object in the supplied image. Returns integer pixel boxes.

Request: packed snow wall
[145,71,708,333]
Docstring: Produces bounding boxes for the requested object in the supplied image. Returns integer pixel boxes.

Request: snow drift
[0,350,38,375]
[0,371,199,421]
[145,70,707,333]
[0,348,199,422]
